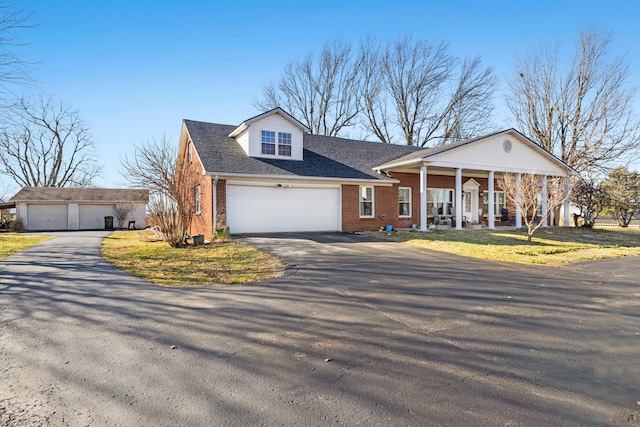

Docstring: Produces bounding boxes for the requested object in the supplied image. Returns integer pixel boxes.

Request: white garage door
[226,184,340,233]
[27,204,68,231]
[79,204,115,230]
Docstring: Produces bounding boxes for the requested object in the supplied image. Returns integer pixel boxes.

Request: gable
[233,113,304,161]
[425,132,569,175]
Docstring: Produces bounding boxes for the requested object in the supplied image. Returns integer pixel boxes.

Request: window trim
[359,186,374,218]
[278,132,292,156]
[195,185,201,215]
[482,190,506,217]
[188,141,193,163]
[427,188,455,217]
[398,187,412,218]
[261,130,276,155]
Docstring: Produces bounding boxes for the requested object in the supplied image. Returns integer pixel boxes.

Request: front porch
[374,129,575,233]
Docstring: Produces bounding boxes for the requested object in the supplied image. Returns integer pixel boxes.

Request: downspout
[212,175,219,234]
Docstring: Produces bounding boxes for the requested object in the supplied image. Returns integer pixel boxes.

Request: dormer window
[278,132,292,156]
[230,108,308,161]
[261,131,276,155]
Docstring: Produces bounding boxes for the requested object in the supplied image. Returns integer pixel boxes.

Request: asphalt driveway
[1,231,639,426]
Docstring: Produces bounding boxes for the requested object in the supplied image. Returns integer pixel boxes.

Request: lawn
[101,230,285,286]
[0,233,56,259]
[365,227,640,265]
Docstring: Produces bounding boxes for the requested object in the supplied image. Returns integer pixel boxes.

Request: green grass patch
[0,233,55,260]
[101,230,285,286]
[365,227,640,265]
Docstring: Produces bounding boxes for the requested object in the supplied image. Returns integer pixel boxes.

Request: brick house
[179,108,574,238]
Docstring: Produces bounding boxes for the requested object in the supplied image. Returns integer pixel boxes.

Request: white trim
[488,171,495,229]
[208,172,397,186]
[455,169,462,230]
[420,165,427,231]
[229,107,310,137]
[375,129,576,175]
[515,173,522,228]
[398,187,412,218]
[541,176,548,227]
[359,185,374,218]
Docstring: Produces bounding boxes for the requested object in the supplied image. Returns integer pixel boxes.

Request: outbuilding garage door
[226,184,340,233]
[79,204,115,230]
[27,204,68,231]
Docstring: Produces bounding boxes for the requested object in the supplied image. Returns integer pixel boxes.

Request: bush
[10,218,24,232]
[215,226,232,242]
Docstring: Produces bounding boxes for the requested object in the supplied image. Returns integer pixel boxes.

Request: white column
[541,175,548,227]
[515,173,522,228]
[563,176,570,227]
[488,171,495,229]
[420,165,427,231]
[455,168,463,230]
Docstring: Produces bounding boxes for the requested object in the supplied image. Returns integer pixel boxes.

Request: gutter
[203,171,399,185]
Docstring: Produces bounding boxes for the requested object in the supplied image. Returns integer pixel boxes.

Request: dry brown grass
[101,230,285,286]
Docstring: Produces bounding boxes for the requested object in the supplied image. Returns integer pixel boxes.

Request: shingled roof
[11,187,149,203]
[184,119,424,182]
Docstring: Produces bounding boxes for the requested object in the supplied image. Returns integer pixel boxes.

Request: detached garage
[11,187,149,231]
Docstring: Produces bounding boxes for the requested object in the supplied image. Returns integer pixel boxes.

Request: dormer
[228,107,309,161]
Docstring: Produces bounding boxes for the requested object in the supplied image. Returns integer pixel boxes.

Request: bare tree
[507,28,640,174]
[500,173,574,242]
[360,36,495,146]
[0,1,34,105]
[571,176,604,227]
[114,202,134,229]
[0,97,102,187]
[255,39,362,137]
[119,136,197,247]
[600,166,640,227]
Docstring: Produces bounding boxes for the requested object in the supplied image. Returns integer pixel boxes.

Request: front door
[463,191,477,223]
[463,178,481,224]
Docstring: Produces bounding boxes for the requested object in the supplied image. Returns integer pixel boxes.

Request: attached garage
[79,204,116,230]
[226,183,341,233]
[27,204,68,231]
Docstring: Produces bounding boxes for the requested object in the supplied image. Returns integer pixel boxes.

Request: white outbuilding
[11,187,149,231]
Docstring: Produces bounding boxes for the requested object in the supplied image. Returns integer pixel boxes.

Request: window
[278,132,292,156]
[195,185,201,214]
[482,191,505,216]
[427,189,454,217]
[261,130,275,155]
[359,186,374,217]
[188,141,192,163]
[398,187,411,217]
[536,194,543,216]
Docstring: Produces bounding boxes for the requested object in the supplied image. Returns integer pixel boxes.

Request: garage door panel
[227,185,340,233]
[79,204,115,230]
[27,204,68,231]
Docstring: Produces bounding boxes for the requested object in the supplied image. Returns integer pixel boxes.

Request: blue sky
[16,0,640,188]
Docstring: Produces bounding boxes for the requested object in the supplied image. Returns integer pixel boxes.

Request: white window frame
[261,130,276,155]
[398,187,412,218]
[359,186,374,218]
[482,191,506,217]
[427,188,455,217]
[278,132,292,156]
[188,141,193,163]
[195,185,201,215]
